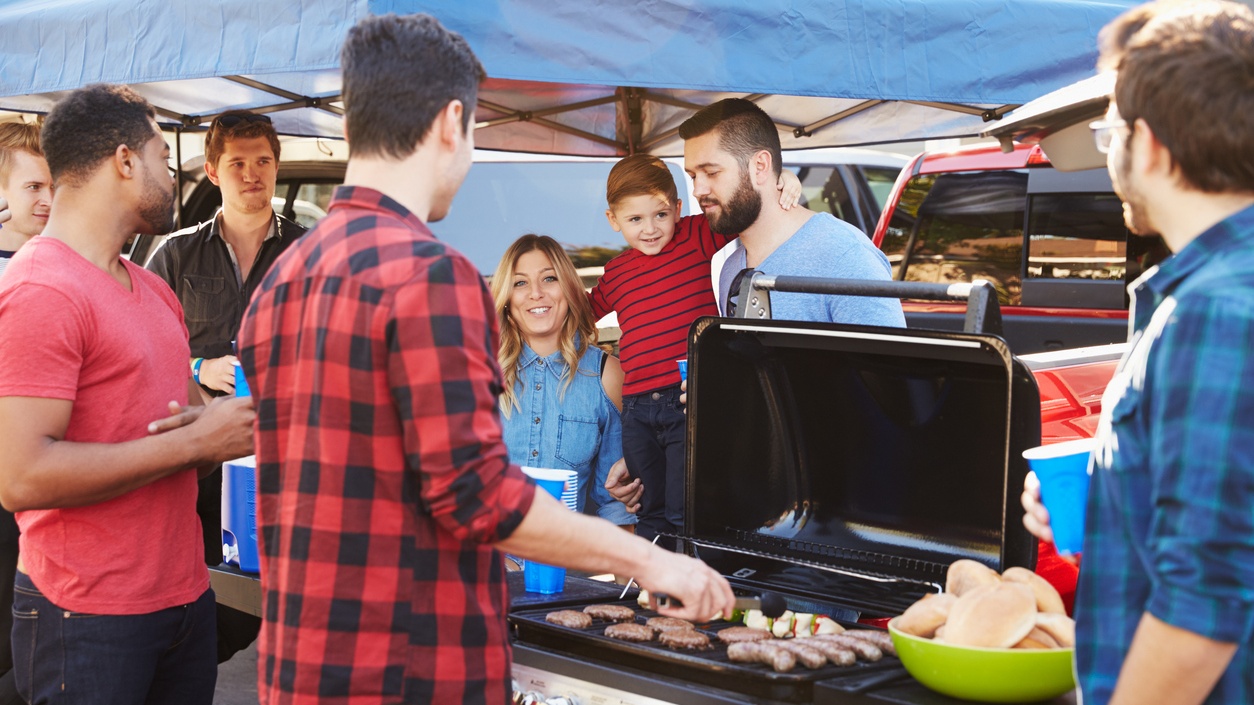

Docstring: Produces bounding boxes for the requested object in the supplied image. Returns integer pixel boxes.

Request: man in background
[0,122,51,277]
[147,108,305,663]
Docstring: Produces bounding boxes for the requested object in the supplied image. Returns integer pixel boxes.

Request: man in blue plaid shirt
[1022,2,1254,703]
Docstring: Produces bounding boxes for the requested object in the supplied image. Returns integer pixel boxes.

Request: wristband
[192,357,205,384]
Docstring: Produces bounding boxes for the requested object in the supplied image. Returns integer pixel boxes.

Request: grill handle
[735,273,1005,336]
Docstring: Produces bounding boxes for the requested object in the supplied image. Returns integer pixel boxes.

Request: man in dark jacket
[147,109,306,663]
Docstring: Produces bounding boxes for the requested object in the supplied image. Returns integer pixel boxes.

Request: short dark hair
[41,84,158,187]
[1099,0,1254,194]
[341,13,485,159]
[678,98,782,178]
[205,110,281,168]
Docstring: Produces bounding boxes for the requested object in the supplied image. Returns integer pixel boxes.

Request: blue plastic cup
[677,359,688,382]
[520,467,575,594]
[1023,438,1096,555]
[234,363,251,398]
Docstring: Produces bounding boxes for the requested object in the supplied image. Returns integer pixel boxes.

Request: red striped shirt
[590,215,734,396]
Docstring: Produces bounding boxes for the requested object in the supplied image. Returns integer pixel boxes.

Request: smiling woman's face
[508,248,569,354]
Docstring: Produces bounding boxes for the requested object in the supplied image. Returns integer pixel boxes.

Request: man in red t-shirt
[0,84,254,705]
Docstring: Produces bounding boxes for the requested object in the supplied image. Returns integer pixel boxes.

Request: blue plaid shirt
[1075,203,1254,704]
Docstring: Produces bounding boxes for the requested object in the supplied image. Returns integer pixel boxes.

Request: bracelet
[192,357,205,384]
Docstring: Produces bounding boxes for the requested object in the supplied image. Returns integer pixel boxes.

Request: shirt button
[535,384,542,391]
[531,450,538,457]
[538,360,545,367]
[534,417,541,424]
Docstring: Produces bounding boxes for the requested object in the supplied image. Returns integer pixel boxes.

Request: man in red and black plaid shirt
[238,14,734,705]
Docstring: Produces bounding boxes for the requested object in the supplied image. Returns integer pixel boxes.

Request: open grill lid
[683,318,1040,616]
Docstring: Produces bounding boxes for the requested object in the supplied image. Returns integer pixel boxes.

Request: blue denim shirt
[1076,204,1254,704]
[500,342,634,525]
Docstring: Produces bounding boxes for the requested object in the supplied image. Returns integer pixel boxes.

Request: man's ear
[113,144,137,180]
[204,158,220,187]
[440,100,467,149]
[751,149,773,186]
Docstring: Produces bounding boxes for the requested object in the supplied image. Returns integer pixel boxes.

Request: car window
[884,171,1028,305]
[788,166,857,226]
[437,161,688,275]
[1023,193,1167,308]
[860,166,902,213]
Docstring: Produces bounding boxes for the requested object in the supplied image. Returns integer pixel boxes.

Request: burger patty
[646,616,694,633]
[545,610,592,629]
[717,626,773,643]
[659,629,710,650]
[584,604,636,622]
[604,622,655,642]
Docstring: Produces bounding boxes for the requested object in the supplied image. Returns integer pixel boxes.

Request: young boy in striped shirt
[589,155,798,545]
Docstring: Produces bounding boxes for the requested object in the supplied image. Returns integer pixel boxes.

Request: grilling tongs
[653,591,788,619]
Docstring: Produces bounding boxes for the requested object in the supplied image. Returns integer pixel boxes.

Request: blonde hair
[0,122,42,188]
[490,234,599,417]
[606,153,678,208]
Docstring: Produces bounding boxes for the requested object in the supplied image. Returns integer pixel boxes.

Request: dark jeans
[621,385,687,548]
[11,574,217,705]
[0,510,20,705]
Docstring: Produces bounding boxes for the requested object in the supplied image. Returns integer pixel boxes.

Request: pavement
[214,642,259,705]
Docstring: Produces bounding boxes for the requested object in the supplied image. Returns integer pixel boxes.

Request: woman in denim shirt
[490,235,636,527]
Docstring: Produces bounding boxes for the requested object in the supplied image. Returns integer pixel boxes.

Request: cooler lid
[683,317,1039,609]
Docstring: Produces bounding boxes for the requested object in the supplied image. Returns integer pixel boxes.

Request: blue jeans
[621,385,687,548]
[11,573,217,705]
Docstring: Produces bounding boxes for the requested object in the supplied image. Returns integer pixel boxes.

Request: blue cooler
[222,455,260,573]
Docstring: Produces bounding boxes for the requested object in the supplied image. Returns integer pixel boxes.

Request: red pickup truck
[865,141,1165,608]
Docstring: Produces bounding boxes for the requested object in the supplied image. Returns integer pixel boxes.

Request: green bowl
[888,618,1076,703]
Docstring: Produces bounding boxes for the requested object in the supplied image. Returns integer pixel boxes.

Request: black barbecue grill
[510,279,1061,704]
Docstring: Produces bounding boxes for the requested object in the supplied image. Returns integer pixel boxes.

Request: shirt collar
[518,335,584,377]
[1140,203,1254,298]
[327,185,429,234]
[210,208,280,243]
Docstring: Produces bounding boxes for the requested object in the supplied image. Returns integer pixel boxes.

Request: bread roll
[1002,566,1066,615]
[1034,612,1076,648]
[1013,627,1061,649]
[944,582,1036,648]
[946,559,1001,597]
[896,592,957,638]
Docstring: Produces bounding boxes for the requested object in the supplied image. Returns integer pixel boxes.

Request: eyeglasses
[207,113,272,141]
[1089,117,1128,154]
[726,267,756,317]
[212,113,272,130]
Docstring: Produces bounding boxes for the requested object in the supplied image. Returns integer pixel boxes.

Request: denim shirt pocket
[182,275,225,323]
[555,415,599,468]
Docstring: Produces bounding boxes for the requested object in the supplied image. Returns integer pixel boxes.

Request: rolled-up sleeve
[388,255,535,544]
[1146,295,1254,643]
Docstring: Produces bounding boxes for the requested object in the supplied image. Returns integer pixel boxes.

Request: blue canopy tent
[0,0,1135,155]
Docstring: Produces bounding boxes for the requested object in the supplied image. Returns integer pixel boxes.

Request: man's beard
[704,168,763,235]
[138,169,175,235]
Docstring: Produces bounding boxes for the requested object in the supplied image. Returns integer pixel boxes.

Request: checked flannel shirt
[1075,204,1254,704]
[238,186,537,705]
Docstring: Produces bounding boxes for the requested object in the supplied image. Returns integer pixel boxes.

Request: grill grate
[510,600,905,704]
